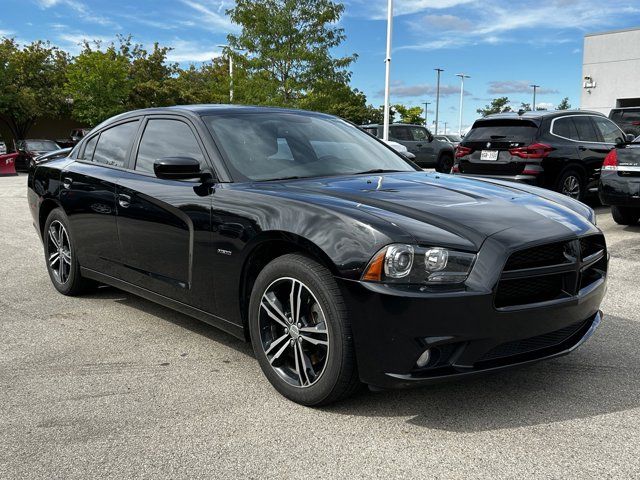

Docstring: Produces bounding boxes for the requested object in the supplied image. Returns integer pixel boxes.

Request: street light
[434,68,444,135]
[382,0,393,141]
[443,121,448,134]
[423,101,431,126]
[456,73,470,136]
[217,44,235,103]
[530,84,540,111]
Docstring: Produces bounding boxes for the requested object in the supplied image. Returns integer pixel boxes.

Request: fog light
[416,348,431,368]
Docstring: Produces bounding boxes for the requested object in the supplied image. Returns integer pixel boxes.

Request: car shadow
[81,287,639,432]
[82,286,254,358]
[325,314,640,432]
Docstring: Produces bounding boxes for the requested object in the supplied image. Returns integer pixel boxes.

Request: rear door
[60,120,139,277]
[114,115,216,310]
[458,119,540,175]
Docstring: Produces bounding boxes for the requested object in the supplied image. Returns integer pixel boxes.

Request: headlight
[362,244,476,285]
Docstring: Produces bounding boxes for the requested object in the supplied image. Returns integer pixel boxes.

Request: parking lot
[1,172,639,479]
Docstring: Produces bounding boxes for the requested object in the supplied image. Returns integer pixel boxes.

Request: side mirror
[427,131,434,142]
[154,157,203,180]
[626,133,636,143]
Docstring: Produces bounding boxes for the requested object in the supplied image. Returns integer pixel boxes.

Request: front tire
[611,206,640,225]
[248,254,359,406]
[436,153,454,173]
[43,208,94,296]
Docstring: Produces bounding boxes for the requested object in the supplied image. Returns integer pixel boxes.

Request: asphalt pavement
[1,173,639,479]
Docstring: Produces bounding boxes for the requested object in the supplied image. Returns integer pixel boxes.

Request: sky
[2,0,640,132]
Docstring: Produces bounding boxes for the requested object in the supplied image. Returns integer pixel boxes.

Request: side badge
[217,249,232,256]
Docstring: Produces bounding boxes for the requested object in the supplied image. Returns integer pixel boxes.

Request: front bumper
[338,236,606,389]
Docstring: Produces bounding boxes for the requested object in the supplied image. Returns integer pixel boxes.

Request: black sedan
[599,136,640,225]
[28,106,607,406]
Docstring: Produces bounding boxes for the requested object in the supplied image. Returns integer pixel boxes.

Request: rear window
[623,110,640,122]
[464,120,539,144]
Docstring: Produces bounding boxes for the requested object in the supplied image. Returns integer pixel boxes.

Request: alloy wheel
[562,175,581,199]
[258,277,330,388]
[47,220,72,284]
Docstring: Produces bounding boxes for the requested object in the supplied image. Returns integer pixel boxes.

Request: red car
[15,139,61,171]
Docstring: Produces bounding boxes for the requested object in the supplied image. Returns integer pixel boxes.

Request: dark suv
[453,110,630,201]
[361,123,454,172]
[609,107,640,138]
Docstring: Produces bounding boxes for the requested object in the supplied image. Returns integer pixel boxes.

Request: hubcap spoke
[48,227,59,249]
[259,277,330,389]
[48,251,60,267]
[47,220,71,284]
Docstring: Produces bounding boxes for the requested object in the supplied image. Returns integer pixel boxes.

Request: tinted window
[593,117,624,144]
[81,135,98,161]
[204,113,415,181]
[552,117,580,140]
[136,119,205,174]
[573,117,600,142]
[464,120,538,144]
[610,110,623,122]
[93,121,139,167]
[410,127,428,141]
[362,127,378,137]
[390,126,412,141]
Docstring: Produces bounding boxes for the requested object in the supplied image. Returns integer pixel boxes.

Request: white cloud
[378,81,471,98]
[36,0,118,27]
[400,0,640,51]
[350,0,476,20]
[165,39,222,63]
[536,102,555,110]
[488,80,558,95]
[179,0,238,32]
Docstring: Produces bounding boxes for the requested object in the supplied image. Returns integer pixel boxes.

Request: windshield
[24,140,59,151]
[204,113,416,181]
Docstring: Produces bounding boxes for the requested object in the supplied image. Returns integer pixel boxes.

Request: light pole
[382,0,393,141]
[434,68,444,134]
[456,73,470,136]
[423,101,431,126]
[217,44,234,103]
[443,121,448,134]
[530,84,540,111]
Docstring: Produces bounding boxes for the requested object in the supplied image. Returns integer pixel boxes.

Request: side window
[390,126,411,141]
[623,110,640,123]
[135,119,206,174]
[93,121,139,167]
[410,127,428,141]
[573,117,600,142]
[81,135,98,161]
[552,117,579,140]
[593,117,624,144]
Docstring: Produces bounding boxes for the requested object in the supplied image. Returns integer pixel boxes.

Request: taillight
[602,149,618,171]
[455,146,472,158]
[631,121,640,126]
[451,163,460,173]
[508,143,553,159]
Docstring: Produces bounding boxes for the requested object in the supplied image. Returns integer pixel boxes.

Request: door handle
[578,146,587,151]
[416,143,423,147]
[118,194,131,209]
[62,177,73,189]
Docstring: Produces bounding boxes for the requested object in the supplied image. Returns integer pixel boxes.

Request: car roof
[92,104,337,131]
[482,109,605,121]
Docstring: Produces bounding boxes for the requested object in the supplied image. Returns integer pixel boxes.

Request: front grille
[495,235,606,309]
[477,320,587,363]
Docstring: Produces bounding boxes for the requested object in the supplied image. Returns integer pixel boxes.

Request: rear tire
[248,253,360,406]
[436,153,454,173]
[556,168,585,201]
[611,206,640,225]
[43,208,95,296]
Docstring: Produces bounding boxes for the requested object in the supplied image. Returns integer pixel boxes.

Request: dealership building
[581,27,640,115]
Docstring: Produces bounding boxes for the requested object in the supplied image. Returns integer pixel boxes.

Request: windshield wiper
[258,175,303,182]
[352,169,402,175]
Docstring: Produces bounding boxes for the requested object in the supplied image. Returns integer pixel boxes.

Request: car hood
[278,172,597,249]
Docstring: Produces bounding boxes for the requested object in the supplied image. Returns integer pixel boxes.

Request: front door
[115,116,216,311]
[409,126,436,165]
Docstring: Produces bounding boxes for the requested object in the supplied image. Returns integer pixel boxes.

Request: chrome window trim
[550,114,626,145]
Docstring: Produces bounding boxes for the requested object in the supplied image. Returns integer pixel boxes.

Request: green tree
[520,102,531,112]
[394,104,424,125]
[65,43,132,126]
[477,97,512,117]
[226,0,356,106]
[557,97,571,110]
[0,38,70,141]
